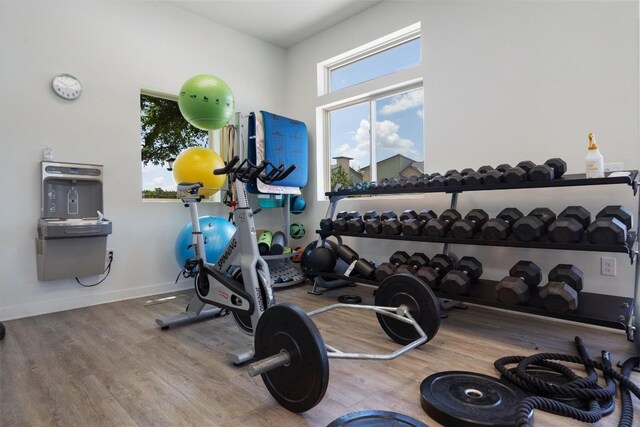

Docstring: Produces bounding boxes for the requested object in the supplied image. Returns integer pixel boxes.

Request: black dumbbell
[335,244,376,279]
[481,208,524,240]
[529,158,567,182]
[399,209,418,221]
[504,166,528,184]
[347,217,365,233]
[586,205,633,245]
[450,209,490,239]
[460,168,476,176]
[444,169,460,177]
[464,171,484,185]
[401,209,438,236]
[547,206,591,243]
[416,253,459,290]
[477,165,494,174]
[483,169,504,185]
[382,217,403,235]
[440,256,483,295]
[319,218,333,232]
[516,160,536,174]
[538,264,583,313]
[429,175,446,187]
[446,173,464,186]
[363,210,380,221]
[333,211,360,232]
[366,211,396,235]
[424,209,462,237]
[407,253,430,270]
[512,208,557,242]
[375,251,411,281]
[496,164,512,173]
[495,261,542,305]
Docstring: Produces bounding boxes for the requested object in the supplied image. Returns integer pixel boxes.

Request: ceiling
[166,0,383,48]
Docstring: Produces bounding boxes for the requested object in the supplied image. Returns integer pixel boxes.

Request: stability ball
[178,74,235,130]
[175,216,236,268]
[172,147,226,196]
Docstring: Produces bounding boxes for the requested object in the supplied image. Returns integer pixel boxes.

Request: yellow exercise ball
[172,147,226,196]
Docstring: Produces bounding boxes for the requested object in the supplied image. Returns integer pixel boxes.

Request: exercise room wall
[0,1,286,320]
[284,1,639,297]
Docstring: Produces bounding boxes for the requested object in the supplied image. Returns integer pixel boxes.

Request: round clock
[51,73,82,100]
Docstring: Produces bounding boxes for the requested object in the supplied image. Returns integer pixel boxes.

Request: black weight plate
[327,410,429,426]
[503,366,615,416]
[338,294,362,304]
[375,274,440,345]
[420,371,526,427]
[254,304,329,413]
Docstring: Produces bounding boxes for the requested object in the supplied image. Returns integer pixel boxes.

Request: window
[318,23,423,195]
[140,91,210,200]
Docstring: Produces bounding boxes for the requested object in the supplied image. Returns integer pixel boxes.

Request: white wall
[286,1,639,297]
[0,1,287,320]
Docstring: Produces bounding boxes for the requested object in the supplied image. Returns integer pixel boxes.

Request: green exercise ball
[178,74,235,130]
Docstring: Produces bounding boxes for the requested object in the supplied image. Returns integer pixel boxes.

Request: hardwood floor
[1,281,639,426]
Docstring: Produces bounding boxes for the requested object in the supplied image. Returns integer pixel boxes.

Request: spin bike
[157,156,295,342]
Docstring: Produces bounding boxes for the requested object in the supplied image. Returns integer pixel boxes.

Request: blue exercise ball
[175,216,236,268]
[290,195,306,214]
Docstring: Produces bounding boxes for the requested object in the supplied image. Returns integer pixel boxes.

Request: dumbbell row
[375,250,483,296]
[333,158,568,193]
[495,261,583,313]
[320,205,634,246]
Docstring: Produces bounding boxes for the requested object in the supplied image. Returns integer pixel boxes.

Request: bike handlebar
[213,155,296,184]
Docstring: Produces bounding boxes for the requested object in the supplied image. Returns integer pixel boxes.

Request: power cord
[75,251,113,287]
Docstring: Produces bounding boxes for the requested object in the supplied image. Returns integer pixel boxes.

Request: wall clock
[51,73,82,100]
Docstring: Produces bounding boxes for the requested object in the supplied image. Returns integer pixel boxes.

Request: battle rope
[494,336,639,427]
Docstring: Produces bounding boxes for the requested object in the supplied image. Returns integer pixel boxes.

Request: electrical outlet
[604,162,624,172]
[601,257,616,276]
[106,249,114,268]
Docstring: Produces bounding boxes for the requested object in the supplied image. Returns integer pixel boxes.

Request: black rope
[619,357,640,427]
[494,336,640,426]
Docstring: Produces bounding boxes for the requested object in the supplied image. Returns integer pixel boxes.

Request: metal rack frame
[313,171,640,353]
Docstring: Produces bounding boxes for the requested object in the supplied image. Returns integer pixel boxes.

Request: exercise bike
[157,156,294,341]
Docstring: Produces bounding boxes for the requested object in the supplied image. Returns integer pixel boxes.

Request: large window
[140,91,209,200]
[318,23,423,194]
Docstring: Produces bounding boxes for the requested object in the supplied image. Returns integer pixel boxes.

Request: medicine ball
[300,239,338,279]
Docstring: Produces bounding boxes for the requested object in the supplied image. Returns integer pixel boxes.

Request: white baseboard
[0,280,193,322]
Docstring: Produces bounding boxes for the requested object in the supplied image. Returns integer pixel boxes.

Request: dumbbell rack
[314,171,640,353]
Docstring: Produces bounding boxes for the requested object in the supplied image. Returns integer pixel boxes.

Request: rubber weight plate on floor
[254,304,329,413]
[420,371,526,427]
[375,274,441,345]
[327,410,429,426]
[338,294,362,304]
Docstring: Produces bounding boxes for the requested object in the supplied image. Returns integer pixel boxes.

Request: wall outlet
[601,257,616,276]
[604,162,624,172]
[106,249,114,268]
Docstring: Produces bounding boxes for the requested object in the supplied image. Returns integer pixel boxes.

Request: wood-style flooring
[1,282,639,426]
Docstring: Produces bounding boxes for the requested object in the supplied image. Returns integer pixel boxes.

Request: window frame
[140,88,222,203]
[317,22,421,96]
[316,22,424,200]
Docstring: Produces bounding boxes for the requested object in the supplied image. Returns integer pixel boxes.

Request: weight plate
[338,294,362,304]
[327,410,429,427]
[254,304,329,413]
[375,274,441,345]
[420,371,526,427]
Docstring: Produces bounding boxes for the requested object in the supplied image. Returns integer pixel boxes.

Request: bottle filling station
[36,161,112,281]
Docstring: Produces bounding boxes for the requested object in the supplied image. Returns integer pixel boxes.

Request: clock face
[51,74,82,100]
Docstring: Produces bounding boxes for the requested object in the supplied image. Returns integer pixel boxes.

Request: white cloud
[333,118,420,169]
[153,176,165,186]
[333,119,371,170]
[379,89,423,115]
[375,120,419,158]
[417,109,423,118]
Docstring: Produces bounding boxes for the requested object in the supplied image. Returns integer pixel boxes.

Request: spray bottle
[585,132,604,178]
